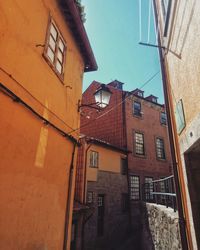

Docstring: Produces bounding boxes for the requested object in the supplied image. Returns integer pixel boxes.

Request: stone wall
[84,170,130,250]
[143,203,181,250]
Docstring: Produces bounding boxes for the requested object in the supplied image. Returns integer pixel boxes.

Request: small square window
[87,191,94,204]
[44,18,66,78]
[133,101,142,116]
[89,151,99,167]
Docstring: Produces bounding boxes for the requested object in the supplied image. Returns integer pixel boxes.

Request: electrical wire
[0,66,75,132]
[68,70,161,134]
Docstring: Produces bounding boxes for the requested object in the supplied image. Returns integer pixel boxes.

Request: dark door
[97,194,105,236]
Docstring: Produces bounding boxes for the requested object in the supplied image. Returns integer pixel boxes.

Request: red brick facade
[80,81,127,149]
[80,80,172,194]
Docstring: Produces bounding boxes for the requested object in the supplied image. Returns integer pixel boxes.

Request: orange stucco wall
[0,0,85,249]
[87,144,126,182]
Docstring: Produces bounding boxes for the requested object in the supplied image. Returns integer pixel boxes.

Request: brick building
[78,80,172,246]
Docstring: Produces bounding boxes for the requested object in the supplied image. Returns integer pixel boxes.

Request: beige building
[154,0,200,249]
[74,136,129,250]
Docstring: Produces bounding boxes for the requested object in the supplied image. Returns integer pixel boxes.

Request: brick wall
[80,81,126,149]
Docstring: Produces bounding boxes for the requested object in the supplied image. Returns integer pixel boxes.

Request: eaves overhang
[59,0,98,72]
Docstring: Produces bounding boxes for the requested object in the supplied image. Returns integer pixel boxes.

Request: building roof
[59,0,97,72]
[83,136,129,153]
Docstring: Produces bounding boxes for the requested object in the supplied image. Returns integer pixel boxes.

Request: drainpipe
[81,141,92,250]
[63,142,77,250]
[152,1,189,249]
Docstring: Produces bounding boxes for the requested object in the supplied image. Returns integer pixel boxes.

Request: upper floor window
[130,176,140,200]
[133,101,142,116]
[135,132,145,156]
[44,18,66,78]
[156,138,166,160]
[89,151,99,167]
[160,112,167,125]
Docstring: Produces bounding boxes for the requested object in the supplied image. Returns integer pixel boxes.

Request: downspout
[152,1,189,249]
[63,141,77,250]
[81,142,92,250]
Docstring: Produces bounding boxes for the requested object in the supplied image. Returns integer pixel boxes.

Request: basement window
[44,18,66,79]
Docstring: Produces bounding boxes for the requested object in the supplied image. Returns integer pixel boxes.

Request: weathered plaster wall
[144,203,181,250]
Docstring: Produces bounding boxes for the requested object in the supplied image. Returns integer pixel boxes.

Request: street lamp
[78,84,112,112]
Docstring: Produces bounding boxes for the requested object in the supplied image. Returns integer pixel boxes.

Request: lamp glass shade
[94,85,112,108]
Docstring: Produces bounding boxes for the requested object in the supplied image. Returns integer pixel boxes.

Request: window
[135,132,145,156]
[121,193,129,212]
[160,112,167,125]
[161,0,172,37]
[87,191,94,204]
[152,97,157,103]
[121,158,127,175]
[156,138,166,160]
[97,194,105,236]
[133,101,142,116]
[130,176,140,200]
[89,151,99,167]
[144,177,154,201]
[175,99,186,134]
[44,18,66,78]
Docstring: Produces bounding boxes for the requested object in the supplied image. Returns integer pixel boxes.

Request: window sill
[134,153,146,159]
[133,113,143,119]
[156,157,167,162]
[89,165,98,168]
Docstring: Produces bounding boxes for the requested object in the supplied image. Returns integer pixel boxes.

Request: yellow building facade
[0,1,96,249]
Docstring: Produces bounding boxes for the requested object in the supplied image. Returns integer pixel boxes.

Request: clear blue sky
[82,0,164,104]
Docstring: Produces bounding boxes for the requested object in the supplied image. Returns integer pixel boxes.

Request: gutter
[63,142,77,250]
[62,0,98,72]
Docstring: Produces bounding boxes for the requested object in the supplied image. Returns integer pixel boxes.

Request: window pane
[156,138,165,159]
[47,47,55,62]
[135,132,144,155]
[49,35,56,51]
[130,176,140,200]
[90,151,98,167]
[56,60,62,74]
[58,39,65,52]
[133,101,141,116]
[57,49,63,63]
[50,23,58,40]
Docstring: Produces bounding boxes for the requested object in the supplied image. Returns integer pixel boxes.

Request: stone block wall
[144,203,181,250]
